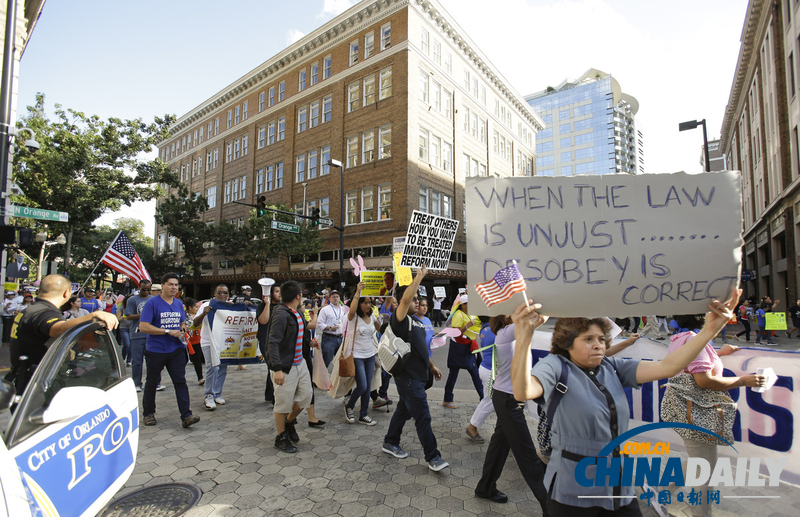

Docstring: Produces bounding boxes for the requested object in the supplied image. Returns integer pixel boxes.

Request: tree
[213,220,252,291]
[11,94,177,273]
[246,204,324,279]
[155,184,210,298]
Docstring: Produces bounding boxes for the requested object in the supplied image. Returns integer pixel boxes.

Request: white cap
[460,294,468,304]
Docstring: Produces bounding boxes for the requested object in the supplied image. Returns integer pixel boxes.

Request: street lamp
[678,119,710,172]
[327,159,345,290]
[35,232,66,281]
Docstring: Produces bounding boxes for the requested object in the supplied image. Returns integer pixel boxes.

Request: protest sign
[418,285,427,297]
[206,300,260,365]
[4,282,18,293]
[400,210,459,270]
[465,172,743,317]
[766,312,787,330]
[360,270,389,296]
[393,252,412,286]
[433,286,446,298]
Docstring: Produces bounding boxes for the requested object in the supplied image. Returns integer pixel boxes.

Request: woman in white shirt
[344,281,381,425]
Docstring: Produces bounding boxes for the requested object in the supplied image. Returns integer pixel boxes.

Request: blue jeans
[384,378,440,462]
[321,333,342,367]
[346,355,375,418]
[202,346,228,398]
[130,333,147,389]
[443,363,484,403]
[756,326,774,343]
[143,347,192,420]
[118,327,131,363]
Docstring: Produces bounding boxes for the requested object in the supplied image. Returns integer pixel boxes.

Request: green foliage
[213,220,252,290]
[245,204,324,279]
[155,183,210,297]
[68,218,154,285]
[11,94,177,270]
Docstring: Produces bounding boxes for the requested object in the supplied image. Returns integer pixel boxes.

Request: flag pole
[511,260,530,308]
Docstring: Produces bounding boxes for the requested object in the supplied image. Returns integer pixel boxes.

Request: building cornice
[411,0,544,131]
[720,0,765,151]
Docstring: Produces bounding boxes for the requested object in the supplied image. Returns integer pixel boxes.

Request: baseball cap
[84,287,95,292]
[5,290,15,295]
[460,294,468,304]
[242,285,252,290]
[151,284,163,290]
[329,290,340,296]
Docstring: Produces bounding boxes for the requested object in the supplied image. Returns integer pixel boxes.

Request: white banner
[466,172,743,317]
[207,300,260,366]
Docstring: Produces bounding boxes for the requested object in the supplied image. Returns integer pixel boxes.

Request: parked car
[0,320,138,517]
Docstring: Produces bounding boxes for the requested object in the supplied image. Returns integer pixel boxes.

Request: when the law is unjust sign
[400,210,459,271]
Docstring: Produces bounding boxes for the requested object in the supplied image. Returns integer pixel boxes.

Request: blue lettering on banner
[16,405,137,515]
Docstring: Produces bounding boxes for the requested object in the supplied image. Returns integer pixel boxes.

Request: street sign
[10,205,69,222]
[271,220,299,233]
[319,217,334,226]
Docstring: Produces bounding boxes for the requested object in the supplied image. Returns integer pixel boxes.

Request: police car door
[3,321,139,517]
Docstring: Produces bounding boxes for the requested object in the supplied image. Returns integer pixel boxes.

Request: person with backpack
[509,287,754,516]
[381,265,448,472]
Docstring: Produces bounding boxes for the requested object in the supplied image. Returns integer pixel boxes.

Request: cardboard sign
[418,285,427,297]
[393,252,412,286]
[766,312,787,330]
[465,172,743,317]
[433,286,446,298]
[400,210,459,270]
[360,270,391,296]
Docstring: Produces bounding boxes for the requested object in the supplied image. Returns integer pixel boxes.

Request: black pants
[736,320,751,341]
[189,346,204,381]
[476,390,547,511]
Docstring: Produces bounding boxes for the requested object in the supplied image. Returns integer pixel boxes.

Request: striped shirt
[293,310,304,365]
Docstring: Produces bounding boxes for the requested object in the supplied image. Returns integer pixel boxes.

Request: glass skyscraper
[525,68,643,176]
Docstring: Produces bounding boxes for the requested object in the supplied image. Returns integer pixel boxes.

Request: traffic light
[311,208,321,226]
[257,196,267,217]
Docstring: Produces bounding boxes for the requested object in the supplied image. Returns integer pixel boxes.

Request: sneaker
[373,397,392,409]
[285,419,300,443]
[214,397,226,405]
[126,362,131,367]
[275,432,297,453]
[142,414,156,426]
[442,401,458,409]
[135,386,142,393]
[204,395,216,411]
[344,406,355,423]
[181,415,200,428]
[156,385,166,392]
[428,455,450,472]
[381,442,408,459]
[358,415,377,426]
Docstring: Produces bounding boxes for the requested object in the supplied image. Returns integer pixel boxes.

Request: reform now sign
[10,205,69,222]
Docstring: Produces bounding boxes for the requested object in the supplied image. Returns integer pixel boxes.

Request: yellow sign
[4,282,18,293]
[360,270,389,296]
[765,312,787,330]
[393,253,412,286]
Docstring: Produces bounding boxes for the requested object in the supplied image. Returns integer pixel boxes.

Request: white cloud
[286,29,305,45]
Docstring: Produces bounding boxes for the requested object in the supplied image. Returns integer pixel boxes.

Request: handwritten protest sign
[400,210,459,270]
[360,270,388,296]
[434,286,446,298]
[393,252,412,286]
[465,172,743,317]
[766,312,787,330]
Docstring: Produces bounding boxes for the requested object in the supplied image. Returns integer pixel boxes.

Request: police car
[0,321,138,516]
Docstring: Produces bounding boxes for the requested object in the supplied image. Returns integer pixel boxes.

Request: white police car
[0,320,138,516]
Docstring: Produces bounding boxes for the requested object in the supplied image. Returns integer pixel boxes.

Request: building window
[258,126,266,148]
[362,188,374,222]
[296,154,306,182]
[347,135,358,167]
[364,75,376,106]
[430,135,440,168]
[442,141,452,171]
[419,129,429,162]
[266,165,275,191]
[379,125,391,159]
[323,95,332,122]
[278,116,285,140]
[215,118,219,135]
[158,233,165,253]
[298,106,308,132]
[348,82,360,112]
[310,63,318,85]
[380,23,391,50]
[444,51,452,75]
[433,40,441,65]
[349,40,359,65]
[346,191,358,225]
[363,130,375,164]
[323,55,331,79]
[379,184,391,220]
[243,135,248,156]
[234,138,240,159]
[213,148,218,168]
[206,186,217,208]
[235,106,241,124]
[379,67,392,99]
[421,28,429,54]
[364,33,374,59]
[269,86,275,107]
[226,142,233,163]
[259,92,265,111]
[207,122,213,139]
[320,197,330,219]
[278,81,285,101]
[298,69,306,91]
[322,146,331,175]
[419,186,429,213]
[227,110,233,128]
[419,71,429,103]
[243,101,248,120]
[257,168,264,193]
[310,100,320,128]
[268,121,276,145]
[431,190,441,216]
[308,149,318,179]
[443,194,452,218]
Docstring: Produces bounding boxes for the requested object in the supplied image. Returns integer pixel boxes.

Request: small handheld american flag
[99,231,152,285]
[475,262,527,308]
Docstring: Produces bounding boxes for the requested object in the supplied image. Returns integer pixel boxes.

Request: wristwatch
[163,328,169,334]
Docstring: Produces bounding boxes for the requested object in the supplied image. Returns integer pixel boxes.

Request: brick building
[156,0,543,297]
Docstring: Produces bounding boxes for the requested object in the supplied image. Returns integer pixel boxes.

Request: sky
[16,0,749,238]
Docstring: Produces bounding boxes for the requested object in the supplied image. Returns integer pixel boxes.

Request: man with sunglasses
[194,284,232,410]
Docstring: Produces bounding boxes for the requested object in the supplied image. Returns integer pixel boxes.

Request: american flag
[475,263,527,308]
[99,231,151,285]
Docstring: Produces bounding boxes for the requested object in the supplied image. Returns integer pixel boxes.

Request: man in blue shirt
[138,273,199,428]
[79,287,104,313]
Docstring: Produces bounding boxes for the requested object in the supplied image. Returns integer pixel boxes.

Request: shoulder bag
[660,372,736,445]
[338,318,356,378]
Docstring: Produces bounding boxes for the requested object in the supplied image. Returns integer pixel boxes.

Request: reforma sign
[465,172,743,317]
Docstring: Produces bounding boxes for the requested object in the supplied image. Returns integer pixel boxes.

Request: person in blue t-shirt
[415,297,434,356]
[138,273,199,428]
[755,298,778,345]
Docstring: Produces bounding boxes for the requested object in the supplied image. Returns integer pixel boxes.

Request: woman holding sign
[509,288,765,516]
[343,281,381,425]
